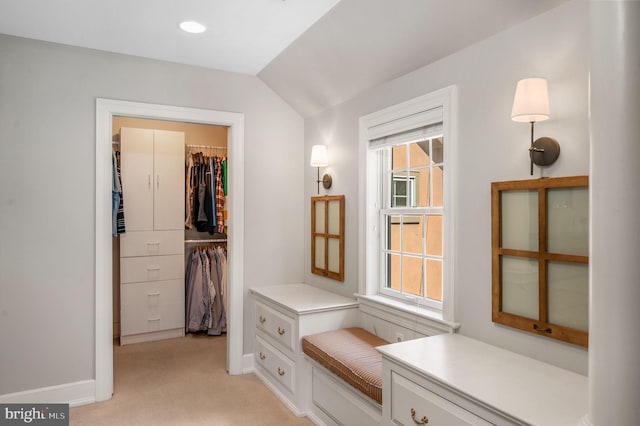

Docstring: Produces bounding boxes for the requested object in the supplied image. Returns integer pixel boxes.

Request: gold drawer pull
[259,352,266,360]
[259,316,266,324]
[277,326,286,335]
[410,408,428,424]
[277,367,285,376]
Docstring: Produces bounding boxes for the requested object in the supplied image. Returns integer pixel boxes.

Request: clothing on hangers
[185,244,228,335]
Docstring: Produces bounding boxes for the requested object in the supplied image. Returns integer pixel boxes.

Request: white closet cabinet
[119,127,185,345]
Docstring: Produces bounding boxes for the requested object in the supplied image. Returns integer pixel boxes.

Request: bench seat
[301,327,387,404]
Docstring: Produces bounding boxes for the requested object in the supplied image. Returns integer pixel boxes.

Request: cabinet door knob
[259,316,266,324]
[277,327,286,335]
[410,408,429,424]
[277,367,285,376]
[259,352,266,360]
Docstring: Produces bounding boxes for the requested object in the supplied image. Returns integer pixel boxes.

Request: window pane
[412,168,429,207]
[548,262,589,331]
[409,142,430,167]
[547,187,589,256]
[426,215,443,256]
[403,255,424,297]
[392,172,408,207]
[387,253,401,291]
[401,215,423,254]
[432,166,443,207]
[426,259,442,301]
[501,190,538,251]
[501,256,539,319]
[432,137,443,164]
[387,215,401,251]
[314,237,325,269]
[392,145,407,169]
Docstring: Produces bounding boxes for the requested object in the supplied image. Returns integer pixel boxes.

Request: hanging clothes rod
[185,144,227,150]
[184,238,227,243]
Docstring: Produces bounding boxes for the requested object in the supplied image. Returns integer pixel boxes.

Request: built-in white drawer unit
[120,279,184,336]
[255,301,296,354]
[255,335,295,393]
[119,230,183,257]
[391,372,491,426]
[250,284,360,416]
[120,254,183,284]
[378,334,588,426]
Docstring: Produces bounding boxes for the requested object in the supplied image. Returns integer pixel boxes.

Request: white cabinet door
[120,128,184,231]
[120,127,154,231]
[153,130,185,230]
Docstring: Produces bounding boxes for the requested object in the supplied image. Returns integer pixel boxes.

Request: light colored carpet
[70,334,312,425]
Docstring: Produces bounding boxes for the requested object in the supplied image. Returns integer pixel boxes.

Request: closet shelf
[185,144,227,150]
[184,238,227,243]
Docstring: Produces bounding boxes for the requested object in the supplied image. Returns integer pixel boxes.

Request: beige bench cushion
[302,327,387,404]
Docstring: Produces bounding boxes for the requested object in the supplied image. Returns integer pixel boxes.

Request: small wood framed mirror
[311,195,345,281]
[492,176,589,347]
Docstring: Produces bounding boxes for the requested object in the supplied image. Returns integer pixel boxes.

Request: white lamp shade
[310,145,329,167]
[511,78,550,123]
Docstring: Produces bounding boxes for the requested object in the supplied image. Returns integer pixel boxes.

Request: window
[360,87,455,319]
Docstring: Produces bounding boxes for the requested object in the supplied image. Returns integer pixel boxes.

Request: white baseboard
[0,380,96,407]
[242,353,254,374]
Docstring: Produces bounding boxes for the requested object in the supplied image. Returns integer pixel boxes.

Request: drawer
[255,335,295,393]
[121,279,184,336]
[391,372,492,426]
[120,230,183,257]
[255,302,296,353]
[121,255,184,283]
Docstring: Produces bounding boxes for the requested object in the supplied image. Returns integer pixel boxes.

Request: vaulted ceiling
[0,0,568,117]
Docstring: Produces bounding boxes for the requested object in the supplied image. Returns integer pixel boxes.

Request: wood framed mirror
[492,176,589,347]
[311,195,345,281]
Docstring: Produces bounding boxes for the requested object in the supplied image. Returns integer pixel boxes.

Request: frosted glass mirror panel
[502,256,538,319]
[328,239,340,273]
[328,200,340,235]
[315,201,325,233]
[314,237,325,270]
[548,187,589,256]
[501,190,538,251]
[548,262,589,331]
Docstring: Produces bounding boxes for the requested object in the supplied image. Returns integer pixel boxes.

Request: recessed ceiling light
[179,21,206,34]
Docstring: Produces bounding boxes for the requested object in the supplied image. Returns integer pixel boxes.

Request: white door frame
[95,98,245,402]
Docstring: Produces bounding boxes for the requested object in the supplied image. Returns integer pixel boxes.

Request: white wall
[304,0,589,373]
[0,34,304,395]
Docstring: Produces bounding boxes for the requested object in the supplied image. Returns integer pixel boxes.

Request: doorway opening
[95,99,245,402]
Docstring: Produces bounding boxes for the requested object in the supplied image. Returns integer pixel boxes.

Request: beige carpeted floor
[70,334,312,425]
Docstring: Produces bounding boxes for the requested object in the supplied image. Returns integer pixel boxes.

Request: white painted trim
[95,99,245,403]
[242,353,255,375]
[119,328,184,346]
[358,86,457,322]
[253,367,306,417]
[0,380,96,407]
[356,294,459,336]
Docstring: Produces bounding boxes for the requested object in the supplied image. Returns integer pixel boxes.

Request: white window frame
[359,86,457,322]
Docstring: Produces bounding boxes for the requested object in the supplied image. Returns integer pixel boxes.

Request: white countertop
[377,334,588,426]
[250,283,359,315]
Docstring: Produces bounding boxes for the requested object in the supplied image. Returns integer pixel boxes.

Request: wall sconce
[310,145,332,194]
[511,77,560,175]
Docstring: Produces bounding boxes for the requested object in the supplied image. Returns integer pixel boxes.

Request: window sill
[354,293,460,335]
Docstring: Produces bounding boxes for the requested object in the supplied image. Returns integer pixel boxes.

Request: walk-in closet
[111,116,230,380]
